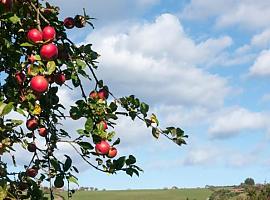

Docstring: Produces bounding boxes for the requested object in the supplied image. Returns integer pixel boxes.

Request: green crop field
[57,188,213,200]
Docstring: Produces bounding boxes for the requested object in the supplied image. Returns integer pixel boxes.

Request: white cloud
[208,107,269,139]
[249,50,270,77]
[181,0,270,30]
[251,29,270,48]
[183,146,220,166]
[86,13,231,108]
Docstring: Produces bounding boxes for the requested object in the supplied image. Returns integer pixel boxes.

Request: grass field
[58,188,212,200]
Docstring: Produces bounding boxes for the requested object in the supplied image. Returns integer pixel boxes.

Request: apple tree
[0,0,188,199]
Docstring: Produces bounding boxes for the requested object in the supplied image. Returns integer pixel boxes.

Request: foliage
[0,0,187,199]
[244,178,255,186]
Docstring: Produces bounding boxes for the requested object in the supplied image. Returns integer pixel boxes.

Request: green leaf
[140,102,149,117]
[129,111,137,120]
[9,14,20,24]
[114,156,126,170]
[85,118,93,132]
[16,108,26,116]
[76,129,85,135]
[126,168,133,177]
[79,142,94,150]
[152,127,159,139]
[20,42,34,47]
[126,155,136,165]
[109,102,118,112]
[69,106,81,120]
[0,102,13,116]
[68,175,79,186]
[76,59,86,68]
[10,119,23,126]
[107,131,116,140]
[34,55,41,61]
[47,61,56,75]
[63,155,72,172]
[71,74,80,87]
[113,138,120,146]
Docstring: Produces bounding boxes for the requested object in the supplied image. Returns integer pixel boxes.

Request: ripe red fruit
[1,0,13,11]
[38,127,47,137]
[107,147,117,158]
[15,72,26,85]
[95,140,110,155]
[30,76,48,93]
[26,168,38,178]
[40,43,58,60]
[27,29,43,44]
[42,26,56,41]
[27,143,37,152]
[63,17,75,29]
[89,90,98,99]
[98,89,109,100]
[98,120,108,131]
[54,73,66,85]
[26,118,38,130]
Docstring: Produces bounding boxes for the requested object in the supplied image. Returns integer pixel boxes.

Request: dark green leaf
[63,155,72,172]
[113,138,120,146]
[152,127,159,139]
[126,155,136,165]
[79,142,94,150]
[114,156,126,170]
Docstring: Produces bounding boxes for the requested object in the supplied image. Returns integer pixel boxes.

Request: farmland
[57,188,212,200]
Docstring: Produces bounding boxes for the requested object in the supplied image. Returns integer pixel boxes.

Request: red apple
[28,54,36,63]
[42,26,56,42]
[40,43,58,60]
[63,17,75,29]
[54,73,66,85]
[95,140,110,155]
[107,147,117,158]
[30,75,48,93]
[27,143,36,152]
[26,168,38,178]
[98,120,108,131]
[27,29,43,44]
[38,127,47,137]
[15,72,26,85]
[26,118,38,130]
[98,89,109,100]
[89,90,98,99]
[1,0,13,11]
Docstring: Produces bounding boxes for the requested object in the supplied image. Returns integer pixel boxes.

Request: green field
[58,188,212,200]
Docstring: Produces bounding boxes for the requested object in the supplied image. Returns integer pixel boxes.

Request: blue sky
[6,0,270,190]
[48,0,270,190]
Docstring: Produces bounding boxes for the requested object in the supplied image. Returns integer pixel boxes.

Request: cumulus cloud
[208,107,269,139]
[181,0,270,30]
[249,50,270,77]
[183,146,220,166]
[85,13,231,108]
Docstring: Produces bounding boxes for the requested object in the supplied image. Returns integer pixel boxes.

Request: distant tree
[244,178,255,186]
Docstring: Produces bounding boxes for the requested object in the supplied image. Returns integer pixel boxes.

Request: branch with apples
[0,0,188,199]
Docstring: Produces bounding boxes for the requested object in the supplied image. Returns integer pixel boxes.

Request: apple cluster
[15,25,68,178]
[63,15,87,29]
[88,89,118,158]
